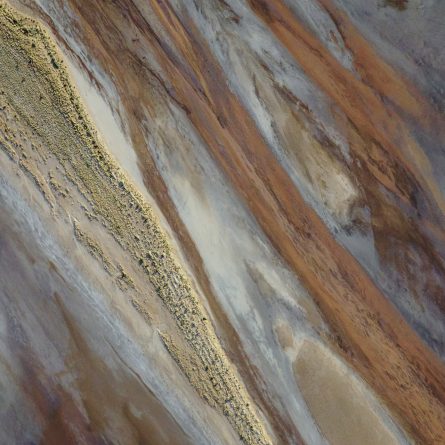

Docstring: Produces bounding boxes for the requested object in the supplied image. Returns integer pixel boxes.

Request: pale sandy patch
[293,340,406,445]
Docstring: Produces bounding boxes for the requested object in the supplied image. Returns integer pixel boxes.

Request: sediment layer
[1,0,445,444]
[0,3,271,444]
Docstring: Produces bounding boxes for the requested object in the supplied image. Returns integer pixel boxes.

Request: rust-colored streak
[318,0,427,120]
[247,0,445,225]
[138,1,445,443]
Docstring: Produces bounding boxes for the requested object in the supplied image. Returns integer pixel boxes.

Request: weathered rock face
[0,1,444,444]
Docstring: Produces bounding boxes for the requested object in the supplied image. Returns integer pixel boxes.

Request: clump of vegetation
[383,0,408,11]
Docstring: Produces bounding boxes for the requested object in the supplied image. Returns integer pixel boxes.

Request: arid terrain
[0,1,445,444]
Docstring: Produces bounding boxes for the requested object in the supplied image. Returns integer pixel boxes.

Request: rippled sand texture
[1,0,445,444]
